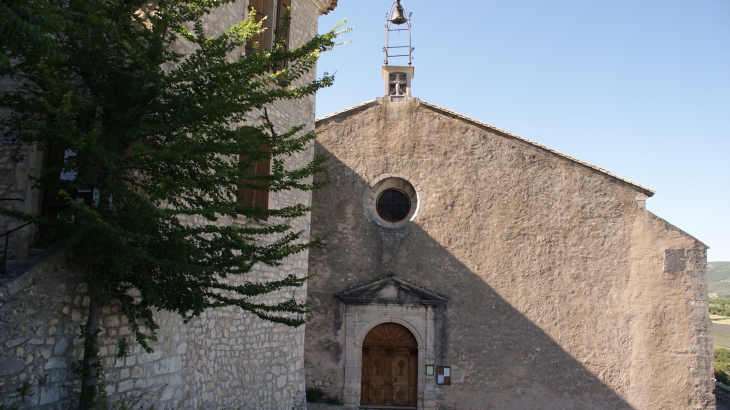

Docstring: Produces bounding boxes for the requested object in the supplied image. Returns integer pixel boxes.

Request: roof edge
[419,101,655,197]
[645,210,708,249]
[315,100,378,124]
[314,99,656,197]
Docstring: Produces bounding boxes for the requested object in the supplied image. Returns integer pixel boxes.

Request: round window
[365,175,420,228]
[376,189,411,222]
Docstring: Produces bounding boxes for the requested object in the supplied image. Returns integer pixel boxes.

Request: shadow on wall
[305,142,636,410]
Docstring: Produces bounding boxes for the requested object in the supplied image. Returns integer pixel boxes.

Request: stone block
[43,356,67,370]
[47,369,68,383]
[39,387,60,405]
[5,338,26,348]
[118,380,134,392]
[0,357,24,376]
[154,356,182,375]
[71,310,82,322]
[105,316,120,327]
[277,374,287,388]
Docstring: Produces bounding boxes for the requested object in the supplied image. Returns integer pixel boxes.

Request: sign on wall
[436,366,450,385]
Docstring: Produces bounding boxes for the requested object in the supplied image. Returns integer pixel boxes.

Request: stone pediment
[337,277,445,306]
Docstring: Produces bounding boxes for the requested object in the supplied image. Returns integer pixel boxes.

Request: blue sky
[314,0,730,261]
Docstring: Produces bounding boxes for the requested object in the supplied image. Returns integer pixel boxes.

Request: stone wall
[0,0,331,408]
[0,247,308,409]
[305,98,713,409]
[0,248,80,409]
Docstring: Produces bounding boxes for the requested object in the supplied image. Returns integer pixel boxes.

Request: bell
[390,2,408,25]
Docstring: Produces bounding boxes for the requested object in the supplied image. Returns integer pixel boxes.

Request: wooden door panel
[392,350,410,406]
[361,323,418,408]
[368,348,387,405]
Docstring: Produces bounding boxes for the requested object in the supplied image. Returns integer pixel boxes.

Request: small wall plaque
[426,365,434,376]
[436,366,451,385]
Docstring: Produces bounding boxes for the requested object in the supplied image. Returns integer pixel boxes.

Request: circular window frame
[364,174,420,228]
[376,189,411,223]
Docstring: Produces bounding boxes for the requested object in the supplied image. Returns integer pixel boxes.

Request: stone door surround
[337,277,445,410]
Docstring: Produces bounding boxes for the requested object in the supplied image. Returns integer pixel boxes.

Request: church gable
[316,99,655,198]
[337,277,445,306]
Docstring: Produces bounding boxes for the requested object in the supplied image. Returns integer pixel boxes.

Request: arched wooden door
[361,323,418,408]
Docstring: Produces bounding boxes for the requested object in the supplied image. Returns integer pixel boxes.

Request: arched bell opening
[360,323,419,408]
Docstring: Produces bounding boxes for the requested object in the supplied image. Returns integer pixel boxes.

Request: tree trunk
[80,290,102,410]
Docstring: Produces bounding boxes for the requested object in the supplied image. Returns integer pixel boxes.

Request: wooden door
[391,347,414,406]
[361,323,418,408]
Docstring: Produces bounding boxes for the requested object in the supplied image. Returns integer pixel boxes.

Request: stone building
[0,1,337,409]
[303,9,713,409]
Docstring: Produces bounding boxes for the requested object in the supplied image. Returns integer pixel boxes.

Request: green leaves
[0,0,69,69]
[1,0,345,350]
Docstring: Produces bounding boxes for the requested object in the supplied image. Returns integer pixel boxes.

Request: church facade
[304,65,713,409]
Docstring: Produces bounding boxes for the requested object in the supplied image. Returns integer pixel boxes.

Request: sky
[314,0,730,261]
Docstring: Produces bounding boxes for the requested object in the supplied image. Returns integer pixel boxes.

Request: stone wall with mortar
[0,249,81,409]
[0,0,332,408]
[0,246,310,409]
[305,98,713,409]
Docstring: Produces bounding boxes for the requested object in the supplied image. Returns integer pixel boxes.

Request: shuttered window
[238,153,270,221]
[246,0,271,54]
[246,0,290,57]
[274,0,291,69]
[275,0,291,49]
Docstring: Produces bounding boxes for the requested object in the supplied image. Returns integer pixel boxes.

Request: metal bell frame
[383,0,414,66]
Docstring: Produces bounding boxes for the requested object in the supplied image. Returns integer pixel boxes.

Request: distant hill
[708,262,730,297]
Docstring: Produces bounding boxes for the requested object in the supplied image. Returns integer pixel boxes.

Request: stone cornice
[310,0,338,15]
[337,277,446,306]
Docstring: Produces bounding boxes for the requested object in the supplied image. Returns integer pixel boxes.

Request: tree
[716,348,730,386]
[0,0,344,406]
[0,0,69,67]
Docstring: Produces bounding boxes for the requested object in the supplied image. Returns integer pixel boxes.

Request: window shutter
[238,148,271,221]
[237,155,255,208]
[276,0,291,50]
[274,0,291,69]
[254,157,271,213]
[247,0,271,54]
